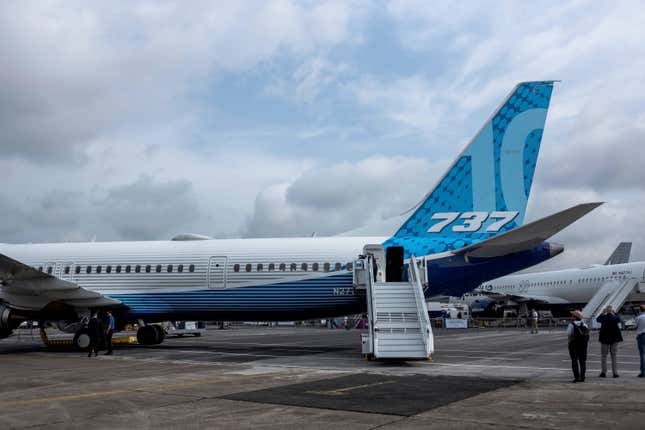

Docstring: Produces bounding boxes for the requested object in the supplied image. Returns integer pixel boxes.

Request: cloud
[244,156,443,237]
[2,0,645,273]
[0,1,366,161]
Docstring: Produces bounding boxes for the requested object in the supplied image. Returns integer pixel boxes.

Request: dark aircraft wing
[0,253,121,310]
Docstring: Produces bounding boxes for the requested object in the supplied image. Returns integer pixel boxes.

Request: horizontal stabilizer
[455,202,603,258]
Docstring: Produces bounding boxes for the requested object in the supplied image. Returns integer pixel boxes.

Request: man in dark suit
[87,313,102,358]
[596,305,623,378]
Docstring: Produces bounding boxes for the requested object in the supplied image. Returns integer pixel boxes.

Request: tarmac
[1,326,644,429]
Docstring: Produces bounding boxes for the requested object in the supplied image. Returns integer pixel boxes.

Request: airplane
[0,81,601,349]
[475,242,645,316]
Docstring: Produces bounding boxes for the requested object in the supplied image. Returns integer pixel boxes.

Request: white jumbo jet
[0,81,600,349]
[476,243,645,314]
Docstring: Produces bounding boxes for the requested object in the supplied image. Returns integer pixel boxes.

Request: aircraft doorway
[208,257,228,289]
[386,246,404,282]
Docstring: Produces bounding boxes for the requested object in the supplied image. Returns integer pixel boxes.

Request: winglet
[455,202,603,258]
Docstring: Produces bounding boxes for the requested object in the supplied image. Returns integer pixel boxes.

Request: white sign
[445,318,468,329]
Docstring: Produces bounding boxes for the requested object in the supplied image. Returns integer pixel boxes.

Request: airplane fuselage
[1,237,555,322]
[478,262,645,305]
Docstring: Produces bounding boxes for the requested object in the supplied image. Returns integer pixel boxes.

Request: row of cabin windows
[232,262,352,273]
[38,264,196,275]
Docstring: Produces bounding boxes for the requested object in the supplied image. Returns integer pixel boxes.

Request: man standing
[530,309,539,334]
[105,310,115,355]
[637,304,645,378]
[567,310,589,383]
[87,313,101,358]
[596,306,623,378]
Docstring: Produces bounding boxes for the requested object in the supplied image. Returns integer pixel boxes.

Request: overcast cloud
[2,1,645,271]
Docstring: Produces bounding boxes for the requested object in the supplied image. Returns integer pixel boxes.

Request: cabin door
[208,256,228,289]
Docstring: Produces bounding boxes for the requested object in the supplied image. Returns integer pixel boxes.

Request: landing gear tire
[73,329,91,352]
[137,325,165,345]
[152,325,165,344]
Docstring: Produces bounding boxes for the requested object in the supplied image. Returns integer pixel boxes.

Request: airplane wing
[604,242,632,265]
[455,202,603,259]
[505,294,569,304]
[478,290,570,305]
[0,253,121,310]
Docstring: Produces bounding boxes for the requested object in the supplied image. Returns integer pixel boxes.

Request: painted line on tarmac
[438,348,641,359]
[0,372,287,408]
[427,361,605,373]
[442,355,523,361]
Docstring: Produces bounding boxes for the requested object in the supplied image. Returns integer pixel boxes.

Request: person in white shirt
[530,309,539,334]
[636,304,645,378]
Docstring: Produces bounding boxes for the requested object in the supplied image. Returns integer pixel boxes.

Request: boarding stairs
[582,278,639,328]
[355,252,433,360]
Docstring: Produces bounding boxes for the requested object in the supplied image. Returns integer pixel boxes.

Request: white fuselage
[0,237,388,320]
[477,262,645,304]
[0,237,386,295]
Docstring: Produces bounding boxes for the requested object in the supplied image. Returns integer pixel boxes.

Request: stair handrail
[409,254,433,356]
[364,255,376,355]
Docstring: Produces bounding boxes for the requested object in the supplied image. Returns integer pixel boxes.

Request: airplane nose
[549,242,564,257]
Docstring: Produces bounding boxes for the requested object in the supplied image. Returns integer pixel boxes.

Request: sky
[1,0,645,271]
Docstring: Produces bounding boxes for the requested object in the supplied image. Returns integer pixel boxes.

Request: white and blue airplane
[0,81,600,346]
[475,242,645,315]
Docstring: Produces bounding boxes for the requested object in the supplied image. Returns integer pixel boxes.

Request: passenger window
[312,263,319,271]
[156,265,162,273]
[324,263,330,272]
[116,265,121,274]
[257,263,263,272]
[135,265,141,273]
[145,265,151,273]
[106,266,112,274]
[167,264,173,273]
[38,266,43,272]
[75,266,81,274]
[233,264,240,272]
[290,263,297,272]
[47,266,53,274]
[178,264,184,273]
[301,263,308,271]
[125,265,131,273]
[189,264,195,273]
[245,264,252,272]
[64,266,70,275]
[334,263,341,271]
[347,262,353,271]
[86,266,92,274]
[269,263,275,271]
[96,266,102,274]
[279,263,286,271]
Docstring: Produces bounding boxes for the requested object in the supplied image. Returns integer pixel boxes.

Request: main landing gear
[136,324,165,345]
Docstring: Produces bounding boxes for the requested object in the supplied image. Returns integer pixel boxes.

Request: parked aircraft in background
[1,81,600,348]
[476,242,644,317]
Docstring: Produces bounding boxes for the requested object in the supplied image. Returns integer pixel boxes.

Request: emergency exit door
[208,257,228,289]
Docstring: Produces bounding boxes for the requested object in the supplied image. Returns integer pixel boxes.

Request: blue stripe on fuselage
[110,242,553,322]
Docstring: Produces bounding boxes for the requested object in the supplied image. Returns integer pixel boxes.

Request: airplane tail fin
[604,242,632,265]
[393,81,556,248]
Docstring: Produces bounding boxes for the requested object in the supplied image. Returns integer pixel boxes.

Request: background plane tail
[393,81,555,247]
[604,242,632,265]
